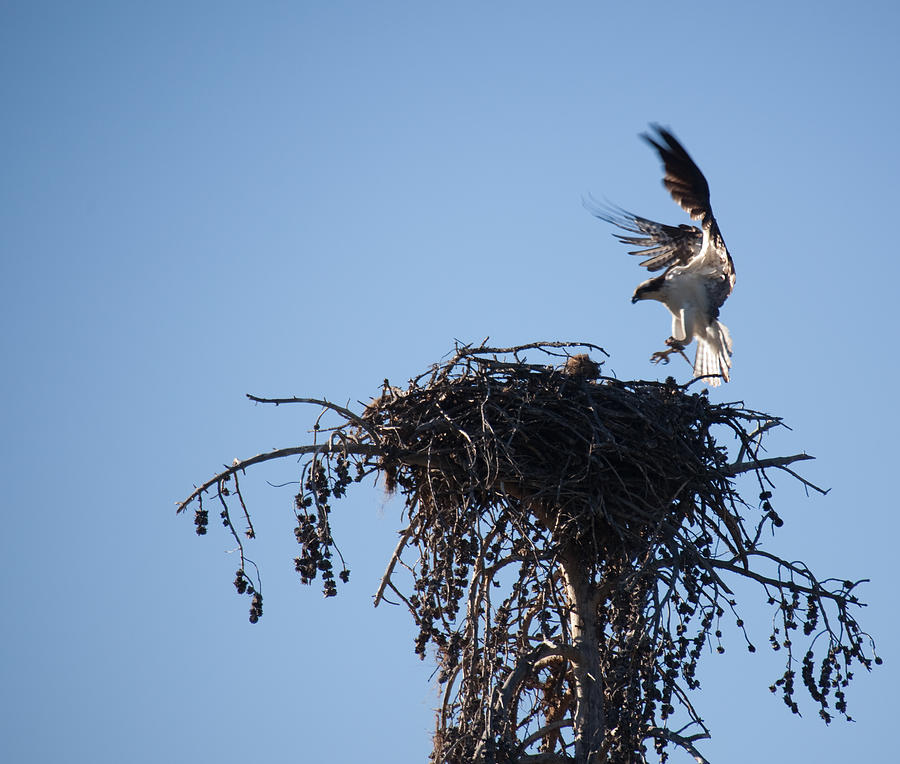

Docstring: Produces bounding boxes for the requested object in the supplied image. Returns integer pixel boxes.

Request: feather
[641,125,712,225]
[585,199,703,272]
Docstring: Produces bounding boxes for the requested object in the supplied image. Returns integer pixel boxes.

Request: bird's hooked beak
[632,276,664,304]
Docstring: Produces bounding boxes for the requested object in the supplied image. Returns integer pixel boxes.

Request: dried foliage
[177,342,880,763]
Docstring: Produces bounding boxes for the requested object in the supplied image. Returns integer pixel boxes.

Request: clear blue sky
[2,2,898,762]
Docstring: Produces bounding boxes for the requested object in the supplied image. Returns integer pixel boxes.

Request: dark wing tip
[642,124,693,163]
[639,122,666,148]
[640,124,712,223]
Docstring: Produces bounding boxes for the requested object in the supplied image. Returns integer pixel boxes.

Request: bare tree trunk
[561,546,605,763]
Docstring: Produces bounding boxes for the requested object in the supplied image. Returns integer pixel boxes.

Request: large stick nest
[365,342,740,563]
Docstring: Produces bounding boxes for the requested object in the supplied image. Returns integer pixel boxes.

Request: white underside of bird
[654,260,733,386]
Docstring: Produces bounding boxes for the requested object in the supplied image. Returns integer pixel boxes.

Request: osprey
[590,126,736,386]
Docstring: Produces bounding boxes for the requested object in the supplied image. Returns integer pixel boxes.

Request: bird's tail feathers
[693,321,733,386]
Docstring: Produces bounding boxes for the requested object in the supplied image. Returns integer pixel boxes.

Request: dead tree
[177,342,880,763]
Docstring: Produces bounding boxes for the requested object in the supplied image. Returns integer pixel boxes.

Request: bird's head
[632,275,666,304]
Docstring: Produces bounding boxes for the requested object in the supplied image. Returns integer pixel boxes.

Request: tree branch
[645,727,711,764]
[452,340,609,361]
[723,453,813,477]
[176,441,382,513]
[517,719,574,755]
[246,394,382,443]
[473,640,580,762]
[373,525,414,608]
[516,752,575,764]
[707,556,860,606]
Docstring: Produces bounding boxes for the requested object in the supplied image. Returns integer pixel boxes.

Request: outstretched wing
[642,126,736,309]
[585,201,702,272]
[642,125,714,227]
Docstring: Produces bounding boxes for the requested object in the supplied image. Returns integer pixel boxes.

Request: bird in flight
[589,126,736,386]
